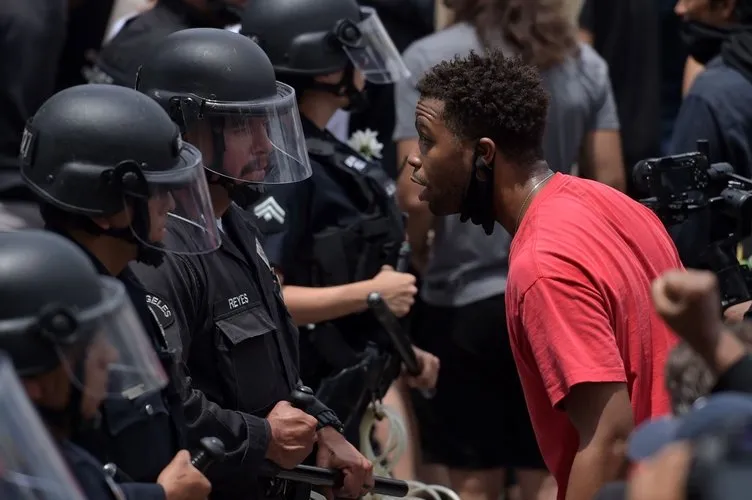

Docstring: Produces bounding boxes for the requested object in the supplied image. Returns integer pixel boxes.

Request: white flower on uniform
[347,128,384,160]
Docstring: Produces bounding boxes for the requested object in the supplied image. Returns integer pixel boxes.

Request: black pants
[410,294,545,470]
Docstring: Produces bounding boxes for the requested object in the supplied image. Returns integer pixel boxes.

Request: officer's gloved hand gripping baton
[366,292,436,400]
[103,436,225,482]
[254,386,409,497]
[190,437,226,472]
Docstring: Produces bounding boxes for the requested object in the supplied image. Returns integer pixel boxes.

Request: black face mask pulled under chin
[205,161,265,210]
[309,63,369,113]
[459,152,496,235]
[224,181,265,208]
[681,20,732,65]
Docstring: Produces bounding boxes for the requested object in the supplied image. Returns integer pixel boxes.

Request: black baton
[260,462,409,498]
[367,292,436,399]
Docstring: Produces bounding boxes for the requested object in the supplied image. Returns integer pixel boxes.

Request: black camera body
[634,140,752,309]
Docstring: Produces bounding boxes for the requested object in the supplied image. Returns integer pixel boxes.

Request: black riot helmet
[240,0,410,105]
[0,231,168,426]
[20,84,220,264]
[135,28,312,206]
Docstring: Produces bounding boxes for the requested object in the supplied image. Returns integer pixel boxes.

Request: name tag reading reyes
[228,293,250,310]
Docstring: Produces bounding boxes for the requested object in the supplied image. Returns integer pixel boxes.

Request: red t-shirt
[506,173,680,497]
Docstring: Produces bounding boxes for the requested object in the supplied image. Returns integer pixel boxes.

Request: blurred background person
[90,0,248,87]
[666,0,752,267]
[0,0,67,229]
[675,0,745,95]
[579,0,685,195]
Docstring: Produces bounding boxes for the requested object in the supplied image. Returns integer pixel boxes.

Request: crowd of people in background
[3,1,752,500]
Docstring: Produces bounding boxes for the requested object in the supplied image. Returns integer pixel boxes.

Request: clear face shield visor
[7,277,169,401]
[334,6,411,84]
[182,82,312,185]
[0,353,86,500]
[119,143,221,255]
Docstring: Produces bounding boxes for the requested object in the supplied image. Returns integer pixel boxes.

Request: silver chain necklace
[515,171,555,231]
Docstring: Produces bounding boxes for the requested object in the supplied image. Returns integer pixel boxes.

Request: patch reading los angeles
[146,294,175,330]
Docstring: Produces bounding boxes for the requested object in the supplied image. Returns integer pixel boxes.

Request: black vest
[299,137,405,385]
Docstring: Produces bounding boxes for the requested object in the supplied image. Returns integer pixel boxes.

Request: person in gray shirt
[393,1,623,499]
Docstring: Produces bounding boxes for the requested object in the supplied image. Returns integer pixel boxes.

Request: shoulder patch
[344,155,368,172]
[145,293,175,330]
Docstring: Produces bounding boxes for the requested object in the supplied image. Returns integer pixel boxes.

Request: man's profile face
[407,98,471,216]
[222,116,274,183]
[187,118,274,183]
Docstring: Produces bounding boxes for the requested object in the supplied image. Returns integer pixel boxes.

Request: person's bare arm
[564,382,634,500]
[682,56,705,97]
[396,139,434,273]
[282,281,375,326]
[280,268,417,326]
[579,130,626,191]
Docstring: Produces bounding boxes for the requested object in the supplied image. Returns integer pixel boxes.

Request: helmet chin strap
[308,63,369,113]
[68,200,165,268]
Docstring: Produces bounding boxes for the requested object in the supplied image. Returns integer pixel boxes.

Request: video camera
[634,140,752,310]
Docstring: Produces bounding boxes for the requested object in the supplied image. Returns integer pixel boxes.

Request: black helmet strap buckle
[34,305,79,344]
[100,161,162,266]
[106,160,150,199]
[331,18,363,49]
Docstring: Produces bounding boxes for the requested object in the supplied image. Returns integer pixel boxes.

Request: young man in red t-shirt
[403,50,681,499]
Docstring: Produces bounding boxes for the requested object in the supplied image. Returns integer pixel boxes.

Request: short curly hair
[665,321,752,416]
[416,50,549,165]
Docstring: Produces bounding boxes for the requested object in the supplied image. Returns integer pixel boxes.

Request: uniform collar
[301,115,335,141]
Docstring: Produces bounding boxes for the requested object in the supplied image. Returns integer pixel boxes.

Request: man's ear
[476,137,496,166]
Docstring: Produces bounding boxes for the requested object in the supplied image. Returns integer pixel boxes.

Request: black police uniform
[88,0,206,87]
[131,205,338,499]
[251,117,405,428]
[53,233,187,486]
[60,439,166,500]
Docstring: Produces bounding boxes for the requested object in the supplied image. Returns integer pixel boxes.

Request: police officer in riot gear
[0,230,212,500]
[130,27,374,499]
[88,0,248,87]
[0,351,89,500]
[240,0,439,434]
[21,84,220,494]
